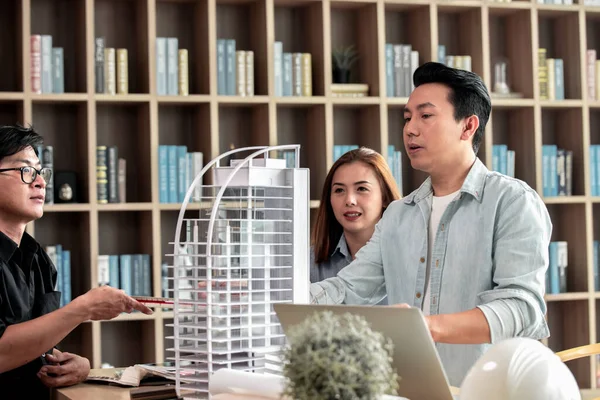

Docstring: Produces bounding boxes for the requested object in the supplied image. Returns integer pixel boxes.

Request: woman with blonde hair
[310,147,401,304]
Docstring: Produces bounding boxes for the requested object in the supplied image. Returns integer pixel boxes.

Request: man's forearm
[426,308,491,344]
[0,301,89,373]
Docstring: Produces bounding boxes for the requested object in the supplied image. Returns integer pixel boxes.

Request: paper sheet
[209,369,288,399]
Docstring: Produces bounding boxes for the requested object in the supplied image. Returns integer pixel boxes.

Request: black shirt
[0,230,61,399]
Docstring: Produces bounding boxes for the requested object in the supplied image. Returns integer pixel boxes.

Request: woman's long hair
[312,147,401,264]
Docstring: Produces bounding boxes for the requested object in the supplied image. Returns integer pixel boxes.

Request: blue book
[385,44,394,97]
[549,242,560,294]
[156,37,167,95]
[167,145,178,203]
[166,37,179,95]
[590,145,597,196]
[178,145,188,203]
[62,249,71,306]
[119,255,132,295]
[108,255,120,289]
[52,47,64,93]
[225,39,236,95]
[158,145,168,203]
[216,39,226,95]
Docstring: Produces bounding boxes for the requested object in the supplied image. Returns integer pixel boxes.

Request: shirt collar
[331,234,351,259]
[403,157,488,205]
[0,230,39,263]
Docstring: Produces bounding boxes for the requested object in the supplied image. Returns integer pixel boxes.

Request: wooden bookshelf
[2,0,600,394]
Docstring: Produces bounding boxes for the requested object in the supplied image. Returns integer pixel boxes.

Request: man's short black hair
[0,124,44,164]
[413,62,491,154]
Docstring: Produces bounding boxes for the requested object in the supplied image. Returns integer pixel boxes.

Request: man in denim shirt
[310,62,552,387]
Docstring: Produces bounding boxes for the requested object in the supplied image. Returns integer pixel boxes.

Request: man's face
[0,146,46,224]
[402,83,468,175]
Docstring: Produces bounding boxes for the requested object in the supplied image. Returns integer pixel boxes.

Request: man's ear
[460,115,480,142]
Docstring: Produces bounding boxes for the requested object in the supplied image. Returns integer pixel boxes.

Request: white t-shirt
[422,189,461,315]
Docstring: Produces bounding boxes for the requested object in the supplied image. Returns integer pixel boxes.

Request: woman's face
[330,161,384,236]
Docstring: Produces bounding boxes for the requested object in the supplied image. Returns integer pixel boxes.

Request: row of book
[491,144,516,178]
[156,37,189,96]
[273,42,312,97]
[586,50,600,101]
[538,49,565,101]
[542,144,573,197]
[30,35,64,94]
[158,145,205,204]
[384,43,418,98]
[96,146,127,204]
[546,241,568,295]
[589,145,600,197]
[537,0,574,3]
[217,39,255,96]
[97,254,152,297]
[438,45,472,72]
[94,38,128,95]
[46,244,71,308]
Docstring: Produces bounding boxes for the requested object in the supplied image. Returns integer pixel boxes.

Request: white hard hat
[460,337,581,400]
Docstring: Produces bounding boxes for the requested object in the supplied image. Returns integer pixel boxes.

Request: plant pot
[333,67,351,84]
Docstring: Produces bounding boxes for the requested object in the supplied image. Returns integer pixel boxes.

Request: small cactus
[281,310,399,400]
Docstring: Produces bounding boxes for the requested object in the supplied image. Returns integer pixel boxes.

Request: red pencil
[132,296,196,307]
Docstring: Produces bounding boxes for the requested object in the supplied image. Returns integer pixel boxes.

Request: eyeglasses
[0,166,53,184]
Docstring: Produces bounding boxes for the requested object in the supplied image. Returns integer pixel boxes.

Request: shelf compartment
[32,102,90,203]
[0,100,24,125]
[101,320,156,368]
[33,211,91,301]
[95,0,150,94]
[217,0,268,96]
[437,6,484,78]
[541,107,584,197]
[31,0,87,93]
[488,7,534,99]
[57,324,93,363]
[96,103,152,203]
[330,2,379,95]
[98,210,153,256]
[156,0,210,95]
[384,3,432,97]
[274,0,325,96]
[537,10,582,100]
[218,104,270,156]
[0,0,22,91]
[490,107,535,189]
[276,104,327,201]
[547,203,588,293]
[547,300,590,389]
[333,104,381,153]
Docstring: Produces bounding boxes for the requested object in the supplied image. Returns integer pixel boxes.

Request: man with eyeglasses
[0,124,153,398]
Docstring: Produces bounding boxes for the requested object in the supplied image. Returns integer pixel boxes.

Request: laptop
[273,304,455,400]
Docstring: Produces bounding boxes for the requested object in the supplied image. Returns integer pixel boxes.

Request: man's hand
[70,285,153,321]
[37,349,90,388]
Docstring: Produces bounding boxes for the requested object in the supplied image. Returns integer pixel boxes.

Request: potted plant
[281,310,399,400]
[332,45,359,84]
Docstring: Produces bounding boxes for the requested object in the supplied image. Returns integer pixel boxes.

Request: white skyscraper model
[167,145,310,399]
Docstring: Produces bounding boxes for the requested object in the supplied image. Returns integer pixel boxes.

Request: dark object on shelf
[332,45,359,84]
[54,171,78,203]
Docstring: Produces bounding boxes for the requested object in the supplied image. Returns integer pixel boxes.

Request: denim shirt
[310,235,388,305]
[309,157,552,387]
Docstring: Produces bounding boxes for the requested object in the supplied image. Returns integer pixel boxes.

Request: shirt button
[416,292,422,298]
[436,259,440,268]
[420,257,425,263]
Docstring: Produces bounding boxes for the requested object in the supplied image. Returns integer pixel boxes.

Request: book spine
[273,41,282,96]
[156,37,167,95]
[217,39,226,95]
[292,53,302,96]
[62,249,71,306]
[282,53,292,96]
[226,39,236,95]
[587,49,596,101]
[41,35,53,93]
[118,158,126,203]
[538,48,548,100]
[301,53,312,96]
[245,50,254,96]
[158,145,168,203]
[116,48,128,95]
[107,146,119,203]
[95,37,105,93]
[167,37,179,95]
[236,50,246,96]
[178,49,189,96]
[52,47,64,93]
[104,48,116,95]
[96,146,108,204]
[31,35,42,94]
